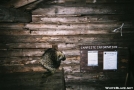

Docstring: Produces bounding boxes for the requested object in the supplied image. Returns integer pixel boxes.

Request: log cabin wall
[0,0,134,89]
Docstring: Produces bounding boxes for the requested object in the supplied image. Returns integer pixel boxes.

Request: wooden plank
[0,42,134,50]
[0,49,79,57]
[0,34,134,43]
[32,15,134,23]
[25,23,133,30]
[0,57,41,65]
[32,4,133,15]
[0,28,134,36]
[0,56,79,65]
[0,65,46,73]
[0,43,52,49]
[86,0,134,4]
[31,29,134,35]
[0,22,133,31]
[0,49,44,57]
[65,0,134,4]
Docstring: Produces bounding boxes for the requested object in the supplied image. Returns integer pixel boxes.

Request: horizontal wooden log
[0,49,45,57]
[0,57,41,65]
[25,23,133,30]
[32,4,133,15]
[0,65,46,73]
[0,28,134,36]
[0,22,133,31]
[0,49,130,57]
[0,29,120,35]
[0,56,79,65]
[0,49,79,57]
[85,0,134,4]
[0,34,134,43]
[31,29,134,35]
[0,43,78,49]
[0,42,134,50]
[32,14,134,23]
[0,43,52,49]
[65,0,134,4]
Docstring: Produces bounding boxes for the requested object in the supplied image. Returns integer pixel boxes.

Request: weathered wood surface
[32,15,134,23]
[0,22,132,29]
[85,0,134,4]
[0,71,66,90]
[25,23,133,30]
[0,6,31,22]
[0,65,46,73]
[1,42,134,50]
[0,34,134,43]
[1,28,134,35]
[32,4,133,15]
[0,0,134,89]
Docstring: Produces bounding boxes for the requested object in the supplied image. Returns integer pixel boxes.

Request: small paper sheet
[103,51,117,70]
[88,51,98,66]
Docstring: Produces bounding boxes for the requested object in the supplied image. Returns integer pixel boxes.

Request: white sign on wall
[88,51,98,66]
[103,51,117,70]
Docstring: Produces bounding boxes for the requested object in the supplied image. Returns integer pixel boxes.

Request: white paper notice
[88,51,98,66]
[103,51,117,70]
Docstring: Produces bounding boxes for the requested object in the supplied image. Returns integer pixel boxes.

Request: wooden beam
[32,15,133,23]
[0,34,134,43]
[0,6,31,22]
[32,4,133,15]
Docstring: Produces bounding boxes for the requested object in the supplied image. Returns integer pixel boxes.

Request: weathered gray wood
[0,57,41,65]
[0,0,133,89]
[86,0,134,4]
[25,23,133,30]
[30,29,134,35]
[0,43,52,49]
[0,6,31,22]
[0,56,79,65]
[1,22,132,30]
[0,49,79,57]
[0,49,44,57]
[32,4,133,15]
[32,15,133,23]
[0,34,134,44]
[66,0,134,4]
[1,42,134,50]
[0,65,46,73]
